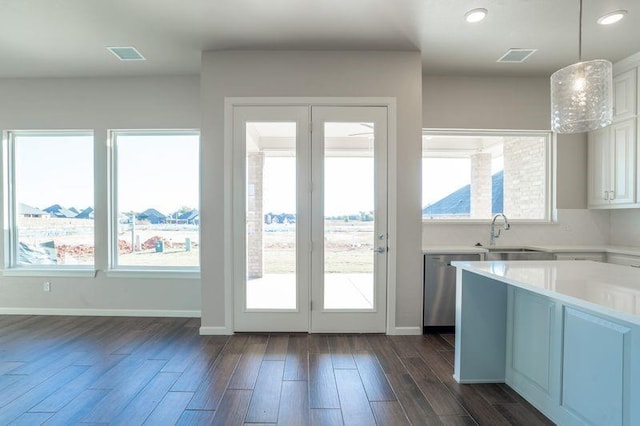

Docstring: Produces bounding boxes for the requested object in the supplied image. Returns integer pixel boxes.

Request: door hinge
[310,300,313,311]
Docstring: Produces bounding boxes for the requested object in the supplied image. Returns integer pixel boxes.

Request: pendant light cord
[578,0,583,62]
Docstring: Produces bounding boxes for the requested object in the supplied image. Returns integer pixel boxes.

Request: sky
[14,132,505,217]
[15,133,199,214]
[15,134,94,210]
[263,157,374,217]
[422,158,470,206]
[117,134,199,213]
[422,156,504,207]
[263,155,506,215]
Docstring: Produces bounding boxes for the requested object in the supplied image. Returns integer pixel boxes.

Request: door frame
[223,97,398,334]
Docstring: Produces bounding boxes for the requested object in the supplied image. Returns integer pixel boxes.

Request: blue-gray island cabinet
[451,260,640,425]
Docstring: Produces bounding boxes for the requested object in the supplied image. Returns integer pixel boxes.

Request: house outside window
[422,130,552,222]
[4,131,94,268]
[109,130,200,271]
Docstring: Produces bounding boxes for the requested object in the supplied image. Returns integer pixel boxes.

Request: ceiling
[2,0,639,79]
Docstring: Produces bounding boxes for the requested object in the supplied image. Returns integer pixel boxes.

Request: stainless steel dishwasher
[423,253,481,333]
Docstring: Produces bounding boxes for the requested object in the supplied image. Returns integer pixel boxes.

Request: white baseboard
[0,308,201,318]
[388,326,423,335]
[199,326,233,335]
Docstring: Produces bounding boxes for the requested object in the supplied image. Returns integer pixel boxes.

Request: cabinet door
[588,127,610,207]
[611,119,636,205]
[613,69,637,121]
[510,290,556,393]
[562,308,630,426]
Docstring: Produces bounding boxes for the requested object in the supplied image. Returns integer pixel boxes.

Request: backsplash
[422,209,610,247]
[609,209,640,246]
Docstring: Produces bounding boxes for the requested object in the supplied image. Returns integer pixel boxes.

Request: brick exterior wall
[503,137,546,219]
[247,152,264,279]
[470,153,492,219]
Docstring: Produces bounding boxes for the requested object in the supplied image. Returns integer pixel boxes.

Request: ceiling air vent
[107,46,146,61]
[497,48,537,63]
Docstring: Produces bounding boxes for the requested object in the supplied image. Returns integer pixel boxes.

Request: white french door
[232,104,387,333]
[310,106,388,332]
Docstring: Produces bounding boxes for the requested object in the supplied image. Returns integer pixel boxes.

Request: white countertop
[423,244,640,256]
[421,245,487,254]
[452,260,640,326]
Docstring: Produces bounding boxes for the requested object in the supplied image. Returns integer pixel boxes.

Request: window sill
[105,269,201,279]
[2,268,97,278]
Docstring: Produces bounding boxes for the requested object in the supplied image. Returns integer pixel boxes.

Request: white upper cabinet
[588,127,611,207]
[588,119,636,208]
[587,59,639,210]
[613,69,637,122]
[610,119,636,205]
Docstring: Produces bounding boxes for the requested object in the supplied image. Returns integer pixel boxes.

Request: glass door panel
[311,106,387,333]
[233,106,310,332]
[323,124,375,310]
[245,122,297,310]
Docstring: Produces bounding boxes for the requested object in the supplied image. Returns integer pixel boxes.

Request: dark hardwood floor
[0,315,554,425]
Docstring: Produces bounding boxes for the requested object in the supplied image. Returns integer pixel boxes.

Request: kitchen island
[451,260,640,426]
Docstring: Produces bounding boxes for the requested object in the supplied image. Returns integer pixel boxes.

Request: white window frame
[107,129,201,276]
[422,128,555,224]
[2,130,96,276]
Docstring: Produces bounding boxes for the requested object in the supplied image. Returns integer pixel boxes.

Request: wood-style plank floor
[0,316,554,425]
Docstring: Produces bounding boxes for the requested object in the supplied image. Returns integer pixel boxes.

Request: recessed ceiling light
[107,46,146,61]
[597,10,627,25]
[465,8,488,23]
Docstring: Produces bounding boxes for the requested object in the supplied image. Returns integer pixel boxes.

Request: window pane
[422,133,548,221]
[422,157,471,219]
[114,132,199,268]
[324,122,375,310]
[13,132,94,266]
[245,122,297,310]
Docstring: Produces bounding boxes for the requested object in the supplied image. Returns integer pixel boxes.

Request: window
[422,130,552,221]
[110,131,200,270]
[5,131,94,268]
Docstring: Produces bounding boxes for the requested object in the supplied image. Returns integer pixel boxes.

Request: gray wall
[423,74,587,209]
[200,50,424,330]
[0,76,202,314]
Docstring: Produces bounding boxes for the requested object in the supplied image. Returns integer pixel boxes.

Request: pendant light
[550,0,613,133]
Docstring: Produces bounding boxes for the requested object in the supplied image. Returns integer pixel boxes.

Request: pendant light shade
[550,59,613,133]
[550,0,613,133]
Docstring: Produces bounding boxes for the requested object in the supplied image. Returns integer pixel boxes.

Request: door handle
[373,247,387,254]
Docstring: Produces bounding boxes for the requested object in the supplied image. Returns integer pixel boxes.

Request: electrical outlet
[43,281,51,292]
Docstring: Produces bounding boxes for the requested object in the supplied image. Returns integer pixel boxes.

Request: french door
[232,104,387,332]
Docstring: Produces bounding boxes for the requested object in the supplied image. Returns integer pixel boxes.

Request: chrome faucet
[490,214,510,246]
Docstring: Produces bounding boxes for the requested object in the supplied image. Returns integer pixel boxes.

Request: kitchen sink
[484,248,555,261]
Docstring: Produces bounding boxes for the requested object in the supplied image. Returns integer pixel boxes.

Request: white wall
[421,74,609,246]
[200,51,424,331]
[423,209,610,247]
[0,76,202,315]
[609,210,640,246]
